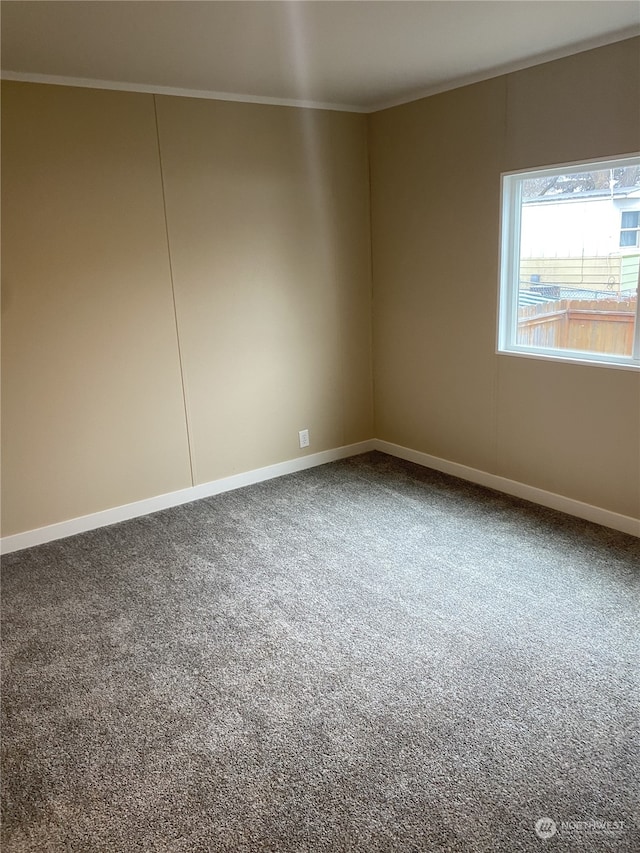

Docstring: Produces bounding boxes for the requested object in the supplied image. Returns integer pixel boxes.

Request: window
[620,211,640,247]
[498,155,640,368]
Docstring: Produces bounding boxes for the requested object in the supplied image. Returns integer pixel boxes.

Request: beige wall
[2,38,639,538]
[1,84,193,535]
[154,97,372,484]
[369,38,640,520]
[1,83,373,536]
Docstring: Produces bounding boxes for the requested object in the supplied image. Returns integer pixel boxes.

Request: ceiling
[1,1,639,112]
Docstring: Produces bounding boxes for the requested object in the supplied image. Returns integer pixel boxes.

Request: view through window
[498,156,640,367]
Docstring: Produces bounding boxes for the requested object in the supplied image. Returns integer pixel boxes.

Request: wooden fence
[517,297,637,356]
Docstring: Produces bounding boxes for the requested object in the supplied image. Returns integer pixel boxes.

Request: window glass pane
[515,166,639,358]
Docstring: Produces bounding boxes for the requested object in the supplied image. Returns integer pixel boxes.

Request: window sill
[496,348,640,371]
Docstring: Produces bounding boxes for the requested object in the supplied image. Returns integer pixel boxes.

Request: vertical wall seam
[365,113,377,439]
[152,94,196,486]
[493,74,510,479]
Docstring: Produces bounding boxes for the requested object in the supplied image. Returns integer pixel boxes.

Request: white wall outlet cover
[298,429,310,448]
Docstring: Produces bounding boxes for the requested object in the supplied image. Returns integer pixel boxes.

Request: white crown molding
[0,70,368,114]
[370,27,640,112]
[374,440,640,538]
[4,26,638,115]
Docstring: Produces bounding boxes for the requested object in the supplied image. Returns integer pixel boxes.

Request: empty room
[1,2,639,851]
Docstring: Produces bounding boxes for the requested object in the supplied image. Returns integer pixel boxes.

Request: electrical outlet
[298,429,310,449]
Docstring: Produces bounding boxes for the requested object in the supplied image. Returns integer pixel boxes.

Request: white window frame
[497,154,640,370]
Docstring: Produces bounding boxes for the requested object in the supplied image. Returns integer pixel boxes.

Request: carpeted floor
[2,451,639,852]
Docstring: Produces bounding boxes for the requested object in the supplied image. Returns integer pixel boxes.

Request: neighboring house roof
[524,187,640,204]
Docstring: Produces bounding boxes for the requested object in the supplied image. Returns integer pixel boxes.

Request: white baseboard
[0,440,376,555]
[374,439,640,538]
[3,436,637,553]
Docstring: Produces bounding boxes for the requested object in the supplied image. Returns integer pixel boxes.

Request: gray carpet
[2,451,638,852]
